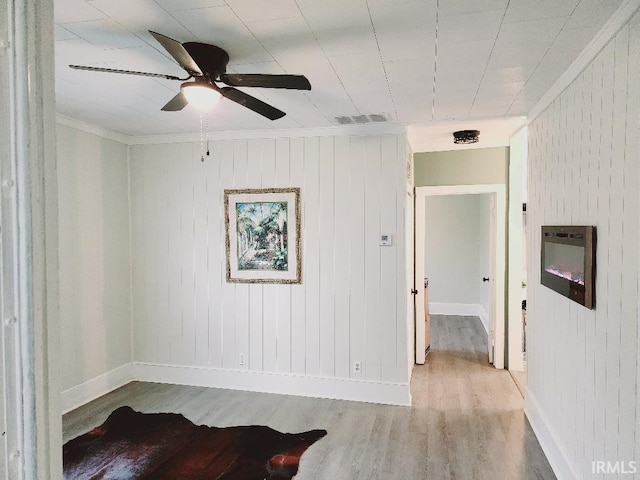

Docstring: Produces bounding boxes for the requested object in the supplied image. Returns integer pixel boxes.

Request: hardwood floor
[63,315,555,479]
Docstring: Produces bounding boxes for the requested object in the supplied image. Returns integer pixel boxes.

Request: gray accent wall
[57,124,132,391]
[414,147,508,186]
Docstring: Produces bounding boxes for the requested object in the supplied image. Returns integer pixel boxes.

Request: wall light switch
[379,234,392,246]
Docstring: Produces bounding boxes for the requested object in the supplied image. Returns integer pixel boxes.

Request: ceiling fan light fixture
[181,82,222,111]
[453,129,480,144]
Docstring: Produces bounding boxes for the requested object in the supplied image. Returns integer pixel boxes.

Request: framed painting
[224,188,301,284]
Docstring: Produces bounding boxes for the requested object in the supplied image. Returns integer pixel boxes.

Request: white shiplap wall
[129,134,409,388]
[526,12,640,479]
[57,124,132,392]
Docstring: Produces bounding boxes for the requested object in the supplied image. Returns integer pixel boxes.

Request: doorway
[415,184,506,368]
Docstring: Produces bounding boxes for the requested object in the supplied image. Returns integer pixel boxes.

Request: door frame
[415,184,506,369]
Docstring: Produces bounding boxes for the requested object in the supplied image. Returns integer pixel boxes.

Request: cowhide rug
[63,406,326,480]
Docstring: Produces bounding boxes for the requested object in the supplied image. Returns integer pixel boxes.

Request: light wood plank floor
[63,315,554,479]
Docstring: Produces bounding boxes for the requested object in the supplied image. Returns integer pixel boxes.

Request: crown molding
[56,114,130,144]
[126,123,407,145]
[55,114,407,145]
[527,0,640,124]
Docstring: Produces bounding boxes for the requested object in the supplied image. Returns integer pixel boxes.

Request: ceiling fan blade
[220,73,311,90]
[221,87,285,120]
[149,30,202,76]
[161,92,189,111]
[69,65,188,81]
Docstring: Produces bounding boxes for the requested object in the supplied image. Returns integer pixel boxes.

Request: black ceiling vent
[453,129,480,144]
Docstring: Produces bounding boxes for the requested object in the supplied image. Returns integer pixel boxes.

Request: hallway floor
[63,315,554,479]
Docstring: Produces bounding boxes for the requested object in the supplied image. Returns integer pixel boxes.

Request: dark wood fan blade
[69,65,188,81]
[221,87,285,120]
[149,31,202,75]
[161,92,188,111]
[220,74,311,90]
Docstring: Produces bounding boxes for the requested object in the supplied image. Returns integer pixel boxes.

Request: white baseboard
[133,362,412,406]
[524,387,578,480]
[429,302,482,317]
[61,364,135,414]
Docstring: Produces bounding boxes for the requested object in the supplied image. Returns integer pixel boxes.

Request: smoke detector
[453,130,480,144]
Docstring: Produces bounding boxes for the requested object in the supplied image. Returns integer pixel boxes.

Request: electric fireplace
[541,226,596,309]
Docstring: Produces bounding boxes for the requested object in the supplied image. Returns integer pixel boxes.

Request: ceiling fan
[69,31,312,120]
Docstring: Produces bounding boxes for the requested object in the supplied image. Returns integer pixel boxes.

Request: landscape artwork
[225,188,301,284]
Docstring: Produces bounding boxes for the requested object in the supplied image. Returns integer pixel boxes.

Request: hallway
[63,315,554,479]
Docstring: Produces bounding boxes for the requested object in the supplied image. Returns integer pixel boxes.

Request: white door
[414,192,427,364]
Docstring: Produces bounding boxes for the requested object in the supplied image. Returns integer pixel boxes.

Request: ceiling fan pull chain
[200,112,205,162]
[206,113,210,158]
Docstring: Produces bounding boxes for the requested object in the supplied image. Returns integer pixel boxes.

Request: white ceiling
[54,0,624,140]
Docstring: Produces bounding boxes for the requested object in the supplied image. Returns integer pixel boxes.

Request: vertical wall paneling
[274,138,291,374]
[289,138,306,375]
[247,139,264,371]
[220,141,238,369]
[261,138,278,373]
[206,140,226,368]
[348,137,366,379]
[621,15,640,468]
[380,136,398,382]
[333,137,350,378]
[303,137,321,376]
[129,132,409,401]
[526,14,639,478]
[319,136,336,377]
[364,137,382,381]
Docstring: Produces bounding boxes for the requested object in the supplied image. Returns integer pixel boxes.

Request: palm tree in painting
[236,201,288,271]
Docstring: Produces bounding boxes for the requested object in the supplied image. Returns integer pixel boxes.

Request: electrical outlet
[353,361,362,373]
[239,353,246,366]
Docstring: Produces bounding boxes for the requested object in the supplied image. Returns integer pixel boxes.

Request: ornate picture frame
[224,188,301,284]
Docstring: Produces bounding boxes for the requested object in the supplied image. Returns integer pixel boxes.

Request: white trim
[527,0,640,123]
[61,364,135,414]
[525,387,578,480]
[133,362,412,406]
[127,123,407,145]
[56,114,129,145]
[55,114,407,145]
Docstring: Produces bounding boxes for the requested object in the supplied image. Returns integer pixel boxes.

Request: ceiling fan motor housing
[183,42,230,79]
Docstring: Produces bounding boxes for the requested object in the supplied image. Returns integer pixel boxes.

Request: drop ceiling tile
[152,0,226,11]
[376,30,435,63]
[368,0,435,34]
[168,5,254,44]
[55,25,79,41]
[502,0,579,23]
[438,0,508,17]
[438,10,503,44]
[89,0,196,42]
[55,0,107,24]
[550,25,601,54]
[315,25,379,56]
[486,63,539,83]
[475,79,524,98]
[296,0,370,30]
[328,53,387,87]
[384,59,434,89]
[495,17,568,49]
[436,40,494,67]
[62,19,147,48]
[225,0,301,23]
[487,43,549,70]
[562,0,623,29]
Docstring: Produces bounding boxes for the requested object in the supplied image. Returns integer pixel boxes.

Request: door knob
[482,277,490,282]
